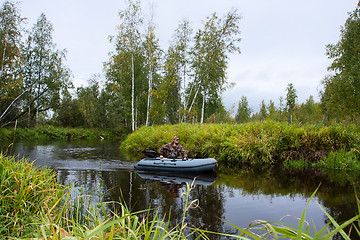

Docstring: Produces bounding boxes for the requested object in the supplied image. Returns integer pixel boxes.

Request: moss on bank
[121,120,360,170]
[0,125,129,141]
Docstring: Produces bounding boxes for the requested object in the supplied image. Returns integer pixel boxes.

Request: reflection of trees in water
[100,171,228,239]
[57,169,104,200]
[189,185,238,237]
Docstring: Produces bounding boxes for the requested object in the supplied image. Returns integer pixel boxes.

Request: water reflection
[1,140,359,239]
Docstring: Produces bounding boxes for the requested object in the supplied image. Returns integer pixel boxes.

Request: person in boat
[159,136,188,160]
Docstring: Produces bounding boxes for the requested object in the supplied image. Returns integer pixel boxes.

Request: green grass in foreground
[0,154,359,239]
[121,121,360,170]
[0,153,63,238]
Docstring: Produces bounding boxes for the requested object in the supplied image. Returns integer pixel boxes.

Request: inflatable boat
[134,157,217,172]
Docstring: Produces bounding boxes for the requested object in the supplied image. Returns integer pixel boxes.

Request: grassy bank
[0,153,63,238]
[121,121,360,170]
[0,125,129,141]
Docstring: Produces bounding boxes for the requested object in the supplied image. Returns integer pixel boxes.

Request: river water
[1,139,359,238]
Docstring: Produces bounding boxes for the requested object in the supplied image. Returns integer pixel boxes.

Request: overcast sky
[19,0,358,112]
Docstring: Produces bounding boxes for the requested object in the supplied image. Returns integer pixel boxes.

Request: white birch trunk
[188,86,200,113]
[145,31,152,127]
[201,88,205,124]
[131,54,135,132]
[146,69,152,126]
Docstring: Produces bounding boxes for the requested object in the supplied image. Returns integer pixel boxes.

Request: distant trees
[285,83,297,124]
[235,96,251,123]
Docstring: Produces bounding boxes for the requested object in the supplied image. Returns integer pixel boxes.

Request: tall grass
[121,121,360,169]
[34,180,205,239]
[0,153,63,238]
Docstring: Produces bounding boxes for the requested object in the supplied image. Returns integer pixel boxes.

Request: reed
[33,180,206,239]
[0,153,63,238]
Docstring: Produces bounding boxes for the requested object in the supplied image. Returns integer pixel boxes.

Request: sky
[18,0,359,112]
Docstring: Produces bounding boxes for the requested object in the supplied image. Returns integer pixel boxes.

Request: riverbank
[0,125,129,141]
[121,120,360,171]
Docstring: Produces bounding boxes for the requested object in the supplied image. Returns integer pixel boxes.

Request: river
[1,139,358,239]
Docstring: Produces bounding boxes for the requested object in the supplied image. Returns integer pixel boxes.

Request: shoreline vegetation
[121,120,360,172]
[0,124,129,141]
[0,153,359,239]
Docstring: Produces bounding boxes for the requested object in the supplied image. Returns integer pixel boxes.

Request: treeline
[1,0,360,131]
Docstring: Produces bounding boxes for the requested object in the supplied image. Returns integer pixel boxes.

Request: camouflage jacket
[159,142,188,159]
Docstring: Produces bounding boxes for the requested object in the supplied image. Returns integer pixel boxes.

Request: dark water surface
[1,140,358,238]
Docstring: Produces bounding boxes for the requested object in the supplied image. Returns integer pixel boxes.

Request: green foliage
[121,121,360,170]
[190,10,241,123]
[21,13,71,127]
[315,149,360,170]
[236,95,252,123]
[0,153,63,238]
[0,1,24,125]
[285,83,298,124]
[322,1,360,122]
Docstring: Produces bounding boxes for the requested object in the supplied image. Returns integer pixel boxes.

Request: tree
[297,95,322,124]
[0,1,24,126]
[55,90,85,127]
[144,22,162,126]
[20,13,70,127]
[161,45,182,124]
[285,83,297,124]
[267,100,277,119]
[190,10,241,123]
[106,0,146,131]
[259,100,267,120]
[235,96,251,123]
[174,19,193,122]
[321,1,360,122]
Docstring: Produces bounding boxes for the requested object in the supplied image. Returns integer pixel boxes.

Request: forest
[1,0,360,132]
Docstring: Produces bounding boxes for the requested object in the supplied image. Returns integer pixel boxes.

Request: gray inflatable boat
[134,157,218,173]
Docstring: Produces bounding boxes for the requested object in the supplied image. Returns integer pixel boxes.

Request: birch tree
[144,22,161,126]
[190,10,241,123]
[173,19,193,122]
[0,1,24,126]
[18,13,70,127]
[106,0,145,132]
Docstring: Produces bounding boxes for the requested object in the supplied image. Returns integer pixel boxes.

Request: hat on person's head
[173,136,179,140]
